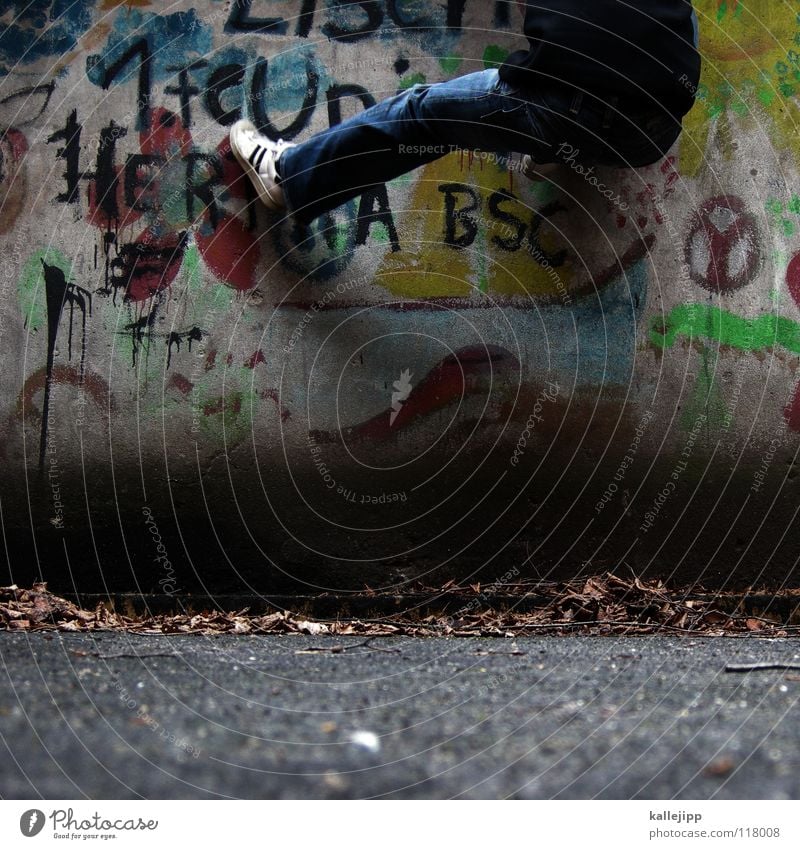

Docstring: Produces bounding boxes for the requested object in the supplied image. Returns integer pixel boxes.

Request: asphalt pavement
[1,633,799,799]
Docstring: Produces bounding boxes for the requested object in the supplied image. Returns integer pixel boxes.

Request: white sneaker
[229,120,296,211]
[521,154,560,182]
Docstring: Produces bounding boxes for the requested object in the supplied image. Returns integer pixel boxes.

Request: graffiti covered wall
[1,0,798,592]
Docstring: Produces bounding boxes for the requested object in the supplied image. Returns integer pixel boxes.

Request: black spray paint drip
[38,260,93,471]
[123,301,203,370]
[166,326,203,368]
[124,303,158,368]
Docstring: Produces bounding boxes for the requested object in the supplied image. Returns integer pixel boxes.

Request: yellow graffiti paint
[681,0,800,174]
[375,152,575,300]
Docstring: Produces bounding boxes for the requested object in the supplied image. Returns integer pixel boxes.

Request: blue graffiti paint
[378,4,462,60]
[534,259,648,385]
[86,9,213,90]
[271,203,358,281]
[0,0,95,76]
[254,46,330,115]
[320,1,461,63]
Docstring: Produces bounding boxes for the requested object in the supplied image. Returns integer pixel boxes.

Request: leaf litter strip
[3,574,799,640]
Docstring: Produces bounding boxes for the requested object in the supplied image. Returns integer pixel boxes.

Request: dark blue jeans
[278,68,686,225]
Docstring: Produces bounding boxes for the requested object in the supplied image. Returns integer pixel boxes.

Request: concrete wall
[1,1,798,594]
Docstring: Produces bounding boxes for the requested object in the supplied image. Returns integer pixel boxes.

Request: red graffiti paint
[262,388,291,421]
[313,345,520,443]
[195,214,260,290]
[783,254,800,431]
[244,349,266,369]
[786,251,800,308]
[203,394,242,417]
[87,174,143,229]
[17,366,114,418]
[3,127,27,160]
[88,108,191,230]
[168,373,193,395]
[192,136,262,289]
[140,107,193,159]
[86,109,261,294]
[685,195,761,293]
[0,128,29,235]
[217,135,249,201]
[783,385,800,433]
[120,229,187,302]
[661,156,679,199]
[593,233,656,289]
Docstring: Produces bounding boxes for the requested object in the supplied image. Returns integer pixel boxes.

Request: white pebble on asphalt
[349,731,381,753]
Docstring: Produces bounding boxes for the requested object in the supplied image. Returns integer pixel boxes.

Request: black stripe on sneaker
[248,145,261,166]
[254,147,267,171]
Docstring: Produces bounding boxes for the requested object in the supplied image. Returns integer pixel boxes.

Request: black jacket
[499,1,701,116]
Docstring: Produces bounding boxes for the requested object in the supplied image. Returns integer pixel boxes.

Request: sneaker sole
[229,120,285,212]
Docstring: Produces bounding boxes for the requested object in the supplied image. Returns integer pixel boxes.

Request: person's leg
[271,70,546,223]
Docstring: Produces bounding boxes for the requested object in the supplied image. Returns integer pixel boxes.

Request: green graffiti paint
[651,304,800,354]
[398,72,425,90]
[183,243,203,292]
[195,383,259,445]
[681,346,728,432]
[18,248,72,333]
[765,195,800,239]
[388,172,413,187]
[439,54,462,75]
[161,162,191,228]
[333,225,350,256]
[369,222,391,244]
[482,45,509,70]
[716,1,744,24]
[181,243,239,319]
